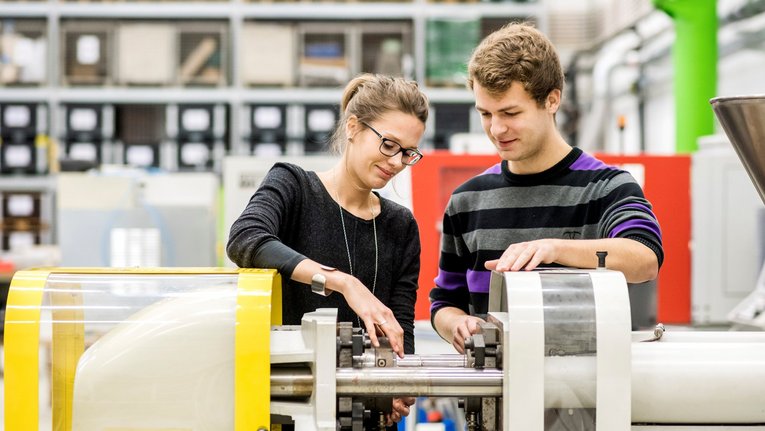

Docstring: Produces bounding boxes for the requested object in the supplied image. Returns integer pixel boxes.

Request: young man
[430,23,663,353]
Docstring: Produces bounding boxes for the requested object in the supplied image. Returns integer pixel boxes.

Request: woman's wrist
[327,271,352,295]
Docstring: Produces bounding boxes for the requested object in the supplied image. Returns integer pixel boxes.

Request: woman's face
[345,111,425,190]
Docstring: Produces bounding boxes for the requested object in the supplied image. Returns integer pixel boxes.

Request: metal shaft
[270,366,503,398]
[395,354,466,368]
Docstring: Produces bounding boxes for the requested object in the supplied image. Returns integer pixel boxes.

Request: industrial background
[1,0,765,429]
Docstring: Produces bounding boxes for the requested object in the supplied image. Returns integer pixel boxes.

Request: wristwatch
[311,265,336,296]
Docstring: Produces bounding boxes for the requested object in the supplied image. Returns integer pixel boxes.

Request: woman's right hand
[332,272,405,358]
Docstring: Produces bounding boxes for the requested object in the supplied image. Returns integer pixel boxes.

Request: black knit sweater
[227,162,420,354]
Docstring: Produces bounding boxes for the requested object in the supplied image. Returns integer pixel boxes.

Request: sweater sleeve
[388,212,420,354]
[598,173,664,267]
[429,197,472,324]
[226,164,307,277]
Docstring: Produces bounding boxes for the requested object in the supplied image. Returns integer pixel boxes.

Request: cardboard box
[241,23,295,87]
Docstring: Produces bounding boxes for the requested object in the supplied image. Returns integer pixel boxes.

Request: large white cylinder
[631,341,765,423]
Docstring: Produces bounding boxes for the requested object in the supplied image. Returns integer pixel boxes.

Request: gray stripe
[462,225,601,252]
[440,233,467,255]
[447,175,633,215]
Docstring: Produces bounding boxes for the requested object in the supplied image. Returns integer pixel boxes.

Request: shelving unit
[1,0,546,157]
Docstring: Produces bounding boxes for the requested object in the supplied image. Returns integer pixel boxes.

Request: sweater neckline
[501,147,582,185]
[308,170,382,223]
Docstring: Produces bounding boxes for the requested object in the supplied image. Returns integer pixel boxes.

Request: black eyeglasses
[361,121,423,166]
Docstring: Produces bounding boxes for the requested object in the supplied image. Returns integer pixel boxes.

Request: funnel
[710,95,765,205]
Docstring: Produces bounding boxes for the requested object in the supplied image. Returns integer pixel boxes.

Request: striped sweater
[430,147,663,318]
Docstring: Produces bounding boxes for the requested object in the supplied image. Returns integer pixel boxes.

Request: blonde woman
[227,73,428,426]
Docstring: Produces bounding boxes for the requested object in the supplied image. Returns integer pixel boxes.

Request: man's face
[474,81,559,165]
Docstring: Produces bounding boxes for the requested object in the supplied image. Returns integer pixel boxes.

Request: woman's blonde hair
[330,73,429,153]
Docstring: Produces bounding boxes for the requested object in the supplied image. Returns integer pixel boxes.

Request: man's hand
[450,314,485,354]
[485,239,561,272]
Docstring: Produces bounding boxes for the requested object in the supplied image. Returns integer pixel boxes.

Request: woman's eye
[382,141,398,151]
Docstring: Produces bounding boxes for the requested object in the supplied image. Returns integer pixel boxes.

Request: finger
[497,247,521,271]
[453,326,470,353]
[508,248,531,271]
[453,339,465,354]
[452,331,465,353]
[459,322,476,340]
[392,399,407,415]
[383,319,405,358]
[364,317,380,348]
[402,397,416,407]
[391,411,402,423]
[397,405,410,417]
[373,322,384,336]
[510,247,535,271]
[484,259,499,270]
[465,317,478,333]
[525,251,545,271]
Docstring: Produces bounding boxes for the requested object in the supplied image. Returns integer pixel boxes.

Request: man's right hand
[449,314,486,354]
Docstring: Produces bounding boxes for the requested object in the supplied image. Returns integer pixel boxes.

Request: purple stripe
[617,203,652,213]
[570,153,616,171]
[480,162,502,175]
[609,219,662,239]
[466,270,492,293]
[434,269,467,291]
[430,300,451,313]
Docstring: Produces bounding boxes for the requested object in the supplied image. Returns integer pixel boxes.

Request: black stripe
[625,234,665,267]
[445,183,650,234]
[441,248,567,272]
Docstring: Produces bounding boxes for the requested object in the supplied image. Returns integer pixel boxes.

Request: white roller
[631,341,765,424]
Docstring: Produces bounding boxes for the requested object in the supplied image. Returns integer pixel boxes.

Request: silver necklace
[334,171,379,324]
[335,195,378,295]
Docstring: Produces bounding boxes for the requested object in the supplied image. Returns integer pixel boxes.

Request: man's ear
[546,89,561,113]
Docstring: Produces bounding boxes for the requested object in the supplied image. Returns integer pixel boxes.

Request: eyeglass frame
[360,121,424,166]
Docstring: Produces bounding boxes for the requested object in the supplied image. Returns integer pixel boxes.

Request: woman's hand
[332,272,405,358]
[386,397,416,425]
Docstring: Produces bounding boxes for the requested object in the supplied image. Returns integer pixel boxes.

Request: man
[430,23,663,353]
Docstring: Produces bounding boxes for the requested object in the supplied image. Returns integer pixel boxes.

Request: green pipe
[652,0,717,153]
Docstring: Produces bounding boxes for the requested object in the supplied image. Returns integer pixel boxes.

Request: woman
[226,73,428,425]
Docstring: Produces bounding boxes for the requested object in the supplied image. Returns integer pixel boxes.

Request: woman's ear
[345,115,362,140]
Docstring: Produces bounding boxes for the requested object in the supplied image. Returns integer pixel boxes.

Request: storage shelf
[0,175,56,192]
[0,86,478,104]
[0,0,544,164]
[1,1,543,20]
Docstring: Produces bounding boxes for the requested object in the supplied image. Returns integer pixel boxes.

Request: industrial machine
[4,267,765,431]
[711,96,765,329]
[4,96,765,430]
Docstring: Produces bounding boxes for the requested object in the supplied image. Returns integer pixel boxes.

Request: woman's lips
[377,166,394,179]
